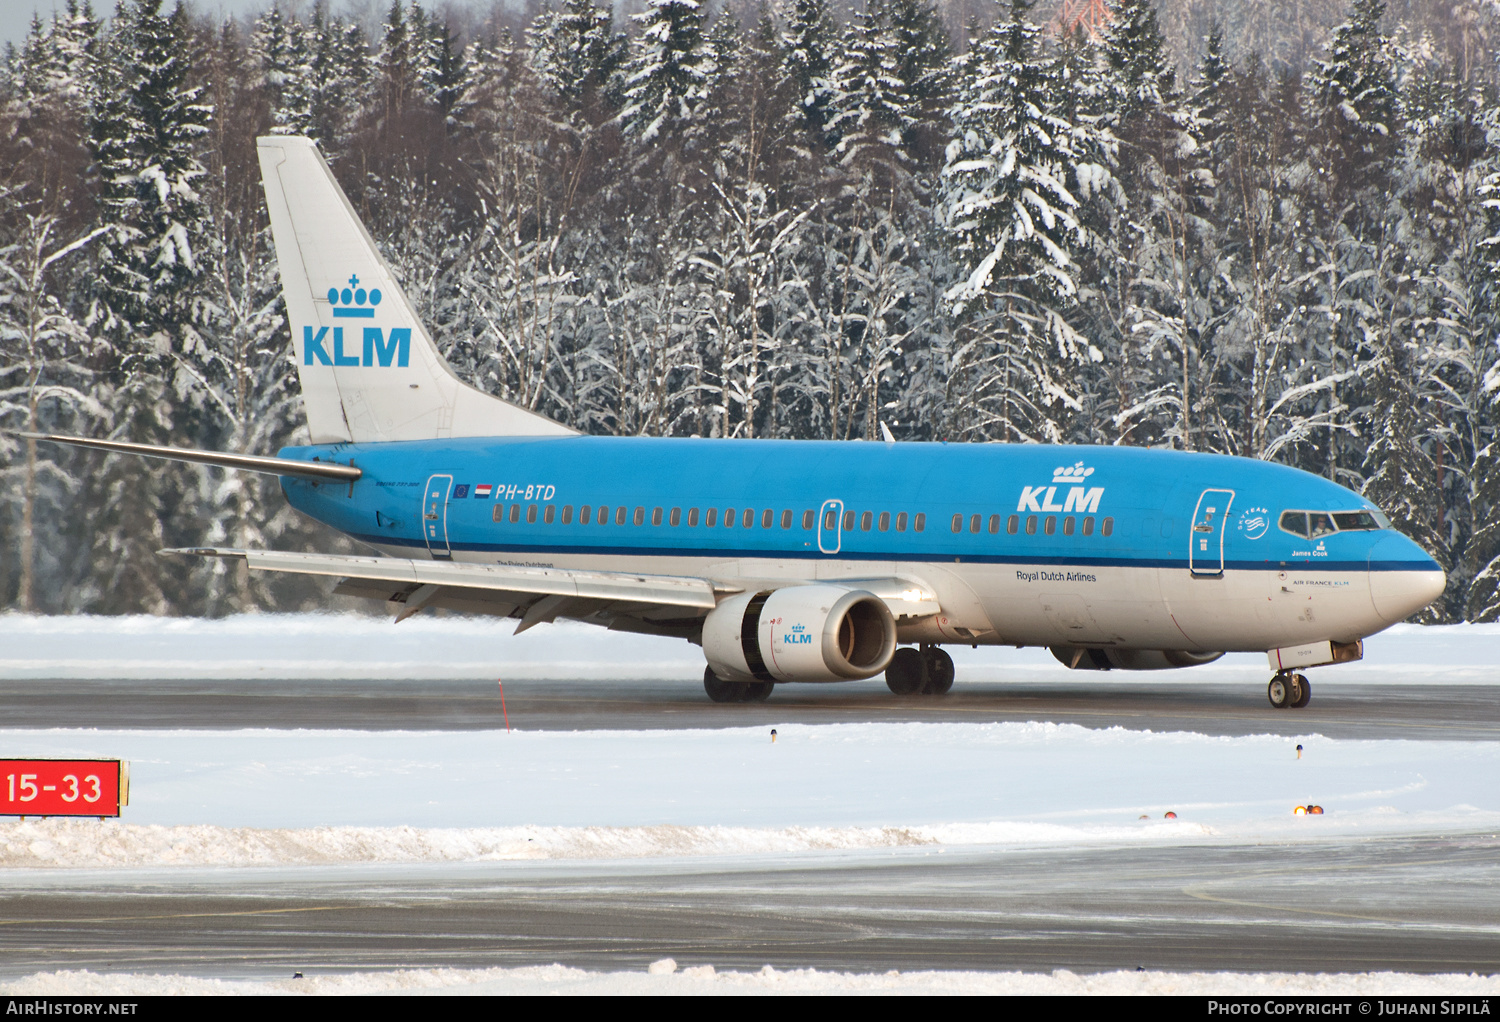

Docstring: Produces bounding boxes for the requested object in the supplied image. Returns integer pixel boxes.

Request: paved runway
[1,835,1497,977]
[3,676,1499,739]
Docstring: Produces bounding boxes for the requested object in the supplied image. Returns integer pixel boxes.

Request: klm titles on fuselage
[1017,462,1104,514]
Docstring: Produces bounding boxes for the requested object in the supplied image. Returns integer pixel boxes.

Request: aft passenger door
[1189,488,1234,577]
[422,473,453,559]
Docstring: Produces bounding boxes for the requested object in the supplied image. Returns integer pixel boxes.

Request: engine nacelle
[703,585,897,683]
[1050,646,1224,671]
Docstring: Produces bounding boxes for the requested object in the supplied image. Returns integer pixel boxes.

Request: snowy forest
[2,0,1499,621]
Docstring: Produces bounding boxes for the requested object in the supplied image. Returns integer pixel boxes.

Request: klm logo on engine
[303,326,410,367]
[1017,461,1104,514]
[783,623,813,645]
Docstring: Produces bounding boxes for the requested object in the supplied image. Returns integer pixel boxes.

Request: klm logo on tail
[303,326,410,367]
[328,274,382,318]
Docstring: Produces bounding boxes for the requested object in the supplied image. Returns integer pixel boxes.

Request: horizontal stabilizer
[164,547,719,610]
[13,433,361,481]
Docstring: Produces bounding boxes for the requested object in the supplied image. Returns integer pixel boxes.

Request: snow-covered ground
[2,612,1497,683]
[3,721,1497,868]
[5,964,1500,996]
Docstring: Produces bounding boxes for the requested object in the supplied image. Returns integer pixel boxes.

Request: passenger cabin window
[743,509,754,528]
[1082,516,1094,536]
[581,505,593,525]
[896,512,908,532]
[988,514,1000,534]
[914,514,925,532]
[861,511,873,531]
[492,505,503,523]
[803,510,815,529]
[951,514,962,533]
[634,506,645,526]
[969,514,981,533]
[1025,515,1037,535]
[782,510,793,529]
[615,507,627,525]
[651,507,662,526]
[543,505,555,524]
[878,512,890,532]
[510,504,520,524]
[1007,515,1018,535]
[561,505,573,524]
[527,504,538,523]
[1044,516,1056,535]
[762,509,774,529]
[670,507,682,526]
[689,508,700,527]
[1101,516,1113,536]
[824,509,837,530]
[843,510,855,531]
[706,508,718,527]
[724,508,735,527]
[1063,515,1074,536]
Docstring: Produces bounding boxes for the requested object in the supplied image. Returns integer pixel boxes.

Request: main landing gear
[885,645,955,696]
[1268,672,1312,709]
[703,667,773,703]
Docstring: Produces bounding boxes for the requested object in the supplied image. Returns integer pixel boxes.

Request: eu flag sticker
[452,484,469,499]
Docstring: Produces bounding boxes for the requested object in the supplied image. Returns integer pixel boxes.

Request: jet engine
[703,586,897,683]
[1050,646,1224,671]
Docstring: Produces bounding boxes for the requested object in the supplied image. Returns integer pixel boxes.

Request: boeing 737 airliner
[23,137,1446,707]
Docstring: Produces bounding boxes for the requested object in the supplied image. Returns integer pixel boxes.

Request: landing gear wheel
[704,668,774,703]
[885,647,924,695]
[1267,674,1291,708]
[742,680,774,703]
[921,646,955,695]
[1290,674,1311,708]
[704,667,737,703]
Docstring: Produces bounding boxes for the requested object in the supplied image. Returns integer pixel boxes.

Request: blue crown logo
[328,274,381,318]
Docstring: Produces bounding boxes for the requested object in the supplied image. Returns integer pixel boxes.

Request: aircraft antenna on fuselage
[255,136,575,445]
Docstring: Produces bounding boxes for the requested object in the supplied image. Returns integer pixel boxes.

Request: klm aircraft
[24,137,1446,706]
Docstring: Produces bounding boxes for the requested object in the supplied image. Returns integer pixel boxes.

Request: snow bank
[2,612,1497,683]
[1,722,1497,865]
[5,964,1499,996]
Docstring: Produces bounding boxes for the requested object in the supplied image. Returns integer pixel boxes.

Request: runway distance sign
[1,759,128,817]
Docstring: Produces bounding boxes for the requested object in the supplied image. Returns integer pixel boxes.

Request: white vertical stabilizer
[256,136,575,444]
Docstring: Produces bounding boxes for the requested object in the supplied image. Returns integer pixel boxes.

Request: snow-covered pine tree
[779,0,836,144]
[825,1,912,173]
[527,0,625,117]
[1301,0,1403,489]
[84,0,215,615]
[1460,112,1500,621]
[620,0,715,143]
[938,0,1105,443]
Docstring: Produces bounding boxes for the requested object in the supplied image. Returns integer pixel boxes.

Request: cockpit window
[1280,508,1387,539]
[1308,512,1336,538]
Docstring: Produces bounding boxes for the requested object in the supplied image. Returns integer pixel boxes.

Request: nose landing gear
[885,645,955,696]
[1268,672,1311,709]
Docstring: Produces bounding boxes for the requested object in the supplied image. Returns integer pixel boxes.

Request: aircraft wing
[164,548,941,638]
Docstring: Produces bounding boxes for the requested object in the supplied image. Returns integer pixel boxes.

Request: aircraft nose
[1367,533,1446,623]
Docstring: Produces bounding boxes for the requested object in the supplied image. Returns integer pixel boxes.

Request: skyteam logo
[328,274,381,318]
[1237,506,1270,540]
[1017,461,1103,514]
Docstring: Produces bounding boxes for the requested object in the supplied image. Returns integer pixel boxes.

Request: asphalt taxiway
[1,835,1497,976]
[3,676,1498,740]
